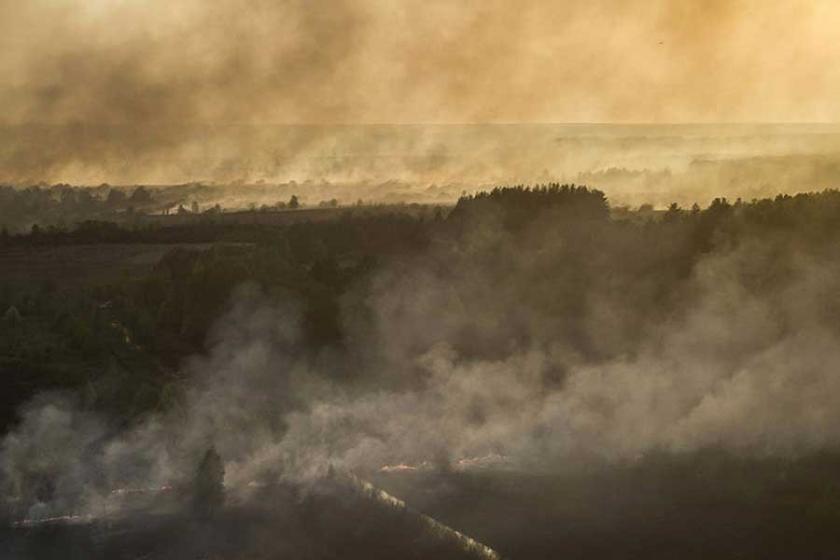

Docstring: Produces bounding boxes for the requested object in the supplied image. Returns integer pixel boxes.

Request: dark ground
[1,481,484,560]
[7,459,840,559]
[372,457,840,560]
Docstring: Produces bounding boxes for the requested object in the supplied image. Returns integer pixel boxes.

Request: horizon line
[4,121,840,127]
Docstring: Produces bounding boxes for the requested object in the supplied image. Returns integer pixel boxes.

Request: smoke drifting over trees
[5,1,840,555]
[7,187,840,528]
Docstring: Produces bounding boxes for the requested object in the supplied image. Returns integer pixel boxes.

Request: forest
[6,184,840,557]
[4,184,840,433]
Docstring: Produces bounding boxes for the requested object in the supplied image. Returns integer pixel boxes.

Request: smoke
[4,0,840,126]
[7,196,840,521]
[3,1,840,190]
[4,123,840,205]
[1,395,106,518]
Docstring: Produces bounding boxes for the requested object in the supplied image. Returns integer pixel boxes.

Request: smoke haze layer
[3,1,840,201]
[6,124,840,208]
[4,1,840,126]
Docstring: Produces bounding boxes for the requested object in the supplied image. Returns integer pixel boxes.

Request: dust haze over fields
[3,1,840,205]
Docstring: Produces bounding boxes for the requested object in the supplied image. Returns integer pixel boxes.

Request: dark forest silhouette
[7,185,840,558]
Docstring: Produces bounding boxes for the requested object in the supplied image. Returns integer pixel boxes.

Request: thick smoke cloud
[4,0,840,126]
[2,1,840,188]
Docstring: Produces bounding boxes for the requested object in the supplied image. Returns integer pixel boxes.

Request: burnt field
[5,458,840,560]
[1,477,495,560]
[372,456,840,559]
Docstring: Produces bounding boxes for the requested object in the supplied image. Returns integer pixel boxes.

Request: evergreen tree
[192,446,225,519]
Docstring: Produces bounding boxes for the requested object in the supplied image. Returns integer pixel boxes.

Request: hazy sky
[1,0,839,125]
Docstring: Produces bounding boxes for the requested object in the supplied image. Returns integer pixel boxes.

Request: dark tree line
[0,185,160,233]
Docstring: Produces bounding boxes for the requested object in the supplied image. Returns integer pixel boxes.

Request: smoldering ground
[7,192,840,526]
